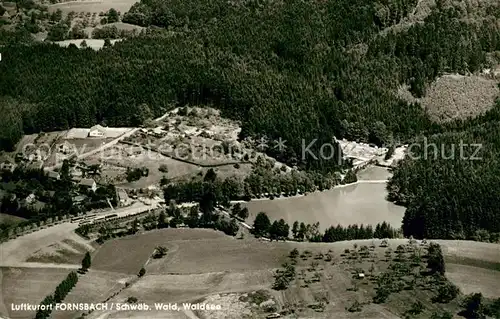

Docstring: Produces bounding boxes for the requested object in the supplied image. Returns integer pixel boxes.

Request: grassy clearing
[92,229,230,274]
[48,0,137,15]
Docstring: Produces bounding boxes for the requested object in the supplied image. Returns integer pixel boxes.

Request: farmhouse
[88,125,106,138]
[79,178,97,192]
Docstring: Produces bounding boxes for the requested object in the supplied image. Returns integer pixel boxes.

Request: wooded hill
[1,0,498,170]
[1,0,500,239]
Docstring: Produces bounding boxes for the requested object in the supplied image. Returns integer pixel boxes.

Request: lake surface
[244,167,405,230]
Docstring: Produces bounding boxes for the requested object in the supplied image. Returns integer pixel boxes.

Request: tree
[292,221,299,239]
[138,267,146,277]
[153,246,168,258]
[47,22,69,41]
[238,207,249,220]
[103,38,112,48]
[461,293,485,319]
[297,222,307,241]
[289,248,299,259]
[269,220,280,240]
[430,311,453,319]
[433,282,459,303]
[81,251,91,271]
[107,8,119,23]
[157,211,168,229]
[131,218,139,233]
[253,212,270,237]
[231,203,241,217]
[81,40,88,48]
[186,206,199,228]
[69,23,86,39]
[427,243,445,275]
[204,168,217,183]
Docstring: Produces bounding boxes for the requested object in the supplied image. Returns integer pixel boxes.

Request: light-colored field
[51,269,135,319]
[0,267,71,318]
[65,127,132,139]
[398,74,500,122]
[243,182,405,230]
[48,0,137,15]
[445,264,500,298]
[86,237,499,319]
[3,225,499,319]
[0,223,90,267]
[92,229,228,274]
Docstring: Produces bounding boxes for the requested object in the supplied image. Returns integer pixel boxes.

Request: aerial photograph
[0,0,499,318]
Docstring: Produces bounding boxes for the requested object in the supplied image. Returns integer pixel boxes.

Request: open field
[2,224,499,319]
[48,0,137,15]
[398,74,500,122]
[0,267,71,318]
[243,182,405,230]
[51,269,135,319]
[92,229,290,275]
[81,236,500,319]
[53,39,123,50]
[0,223,90,267]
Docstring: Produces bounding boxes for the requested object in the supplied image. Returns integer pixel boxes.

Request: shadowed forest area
[1,0,500,239]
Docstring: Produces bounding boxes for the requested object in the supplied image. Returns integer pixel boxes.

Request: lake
[243,167,405,230]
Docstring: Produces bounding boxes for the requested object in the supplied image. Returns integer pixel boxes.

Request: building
[0,161,16,172]
[25,194,36,204]
[48,171,61,180]
[116,188,131,206]
[79,178,97,192]
[58,141,75,155]
[88,125,106,138]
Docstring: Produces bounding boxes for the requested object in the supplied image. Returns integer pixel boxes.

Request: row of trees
[35,271,78,319]
[252,212,399,242]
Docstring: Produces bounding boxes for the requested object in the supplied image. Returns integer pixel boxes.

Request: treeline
[163,165,349,209]
[1,0,498,173]
[388,106,500,240]
[252,211,399,242]
[35,271,78,319]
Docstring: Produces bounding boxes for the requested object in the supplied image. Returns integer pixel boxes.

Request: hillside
[0,0,499,171]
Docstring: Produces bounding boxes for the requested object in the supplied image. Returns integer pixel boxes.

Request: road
[0,201,161,269]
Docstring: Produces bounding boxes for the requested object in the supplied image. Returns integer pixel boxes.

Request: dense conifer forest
[1,0,500,239]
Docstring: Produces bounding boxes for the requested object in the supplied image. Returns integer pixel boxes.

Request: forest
[1,0,500,239]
